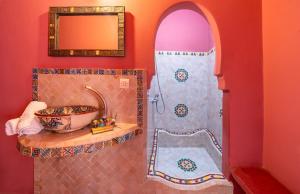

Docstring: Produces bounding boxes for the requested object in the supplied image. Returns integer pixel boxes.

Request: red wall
[0,0,263,193]
[262,0,300,193]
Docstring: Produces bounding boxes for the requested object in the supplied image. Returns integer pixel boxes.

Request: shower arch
[154,1,225,88]
[152,1,230,178]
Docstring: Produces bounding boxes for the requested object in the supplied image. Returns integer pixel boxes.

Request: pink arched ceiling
[155,9,214,52]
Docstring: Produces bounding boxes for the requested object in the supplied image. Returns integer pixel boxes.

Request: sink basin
[35,105,98,133]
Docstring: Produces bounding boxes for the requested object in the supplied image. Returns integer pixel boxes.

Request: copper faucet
[85,85,108,117]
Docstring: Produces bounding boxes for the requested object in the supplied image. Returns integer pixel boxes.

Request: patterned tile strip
[147,128,224,185]
[156,128,222,153]
[18,129,140,158]
[23,68,145,158]
[155,48,215,56]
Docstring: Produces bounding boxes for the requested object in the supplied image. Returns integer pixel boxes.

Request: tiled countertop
[17,123,140,158]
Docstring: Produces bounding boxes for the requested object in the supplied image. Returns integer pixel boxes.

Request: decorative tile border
[147,128,224,186]
[19,68,145,158]
[204,129,222,153]
[154,128,222,153]
[155,48,215,56]
[17,129,140,158]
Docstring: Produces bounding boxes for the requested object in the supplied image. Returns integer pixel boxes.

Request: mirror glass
[59,15,119,50]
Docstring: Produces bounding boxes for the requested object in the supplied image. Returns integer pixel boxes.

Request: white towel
[18,117,44,136]
[3,101,47,136]
[5,118,20,136]
[16,101,47,136]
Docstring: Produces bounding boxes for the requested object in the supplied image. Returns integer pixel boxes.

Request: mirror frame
[48,6,125,57]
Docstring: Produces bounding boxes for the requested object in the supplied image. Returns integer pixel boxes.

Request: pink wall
[155,9,214,52]
[0,0,263,193]
[262,0,300,193]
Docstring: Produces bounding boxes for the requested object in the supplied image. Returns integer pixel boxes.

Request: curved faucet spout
[85,85,108,117]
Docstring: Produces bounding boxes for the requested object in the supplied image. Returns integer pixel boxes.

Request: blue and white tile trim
[156,48,215,56]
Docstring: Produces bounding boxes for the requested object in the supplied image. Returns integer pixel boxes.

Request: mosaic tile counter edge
[17,123,140,158]
[17,68,146,158]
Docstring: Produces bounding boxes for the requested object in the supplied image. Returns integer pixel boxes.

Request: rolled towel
[18,117,43,136]
[5,118,20,136]
[17,101,47,129]
[17,101,47,135]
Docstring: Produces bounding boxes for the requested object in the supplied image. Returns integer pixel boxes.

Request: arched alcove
[153,1,224,82]
[155,9,214,52]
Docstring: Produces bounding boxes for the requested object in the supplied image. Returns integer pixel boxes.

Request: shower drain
[177,158,197,172]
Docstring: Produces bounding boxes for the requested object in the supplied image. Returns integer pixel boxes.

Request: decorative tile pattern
[177,158,197,172]
[156,48,215,56]
[51,148,62,158]
[84,144,95,153]
[148,128,224,185]
[20,68,146,158]
[219,109,223,118]
[63,147,74,157]
[32,148,40,157]
[154,128,222,153]
[36,105,98,116]
[175,69,189,82]
[150,49,223,146]
[17,130,139,158]
[40,148,51,159]
[175,104,188,117]
[204,129,222,153]
[74,145,84,155]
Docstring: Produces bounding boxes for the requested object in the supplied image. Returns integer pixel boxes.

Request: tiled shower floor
[148,128,226,190]
[155,147,221,180]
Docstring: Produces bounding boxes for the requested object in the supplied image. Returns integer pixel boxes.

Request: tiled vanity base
[34,134,233,194]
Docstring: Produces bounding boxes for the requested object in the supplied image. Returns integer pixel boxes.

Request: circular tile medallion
[177,158,197,172]
[175,104,188,117]
[175,69,189,82]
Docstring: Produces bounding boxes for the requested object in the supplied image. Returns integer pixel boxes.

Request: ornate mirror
[48,6,125,57]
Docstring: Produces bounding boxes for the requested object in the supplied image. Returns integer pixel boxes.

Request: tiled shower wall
[148,49,222,145]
